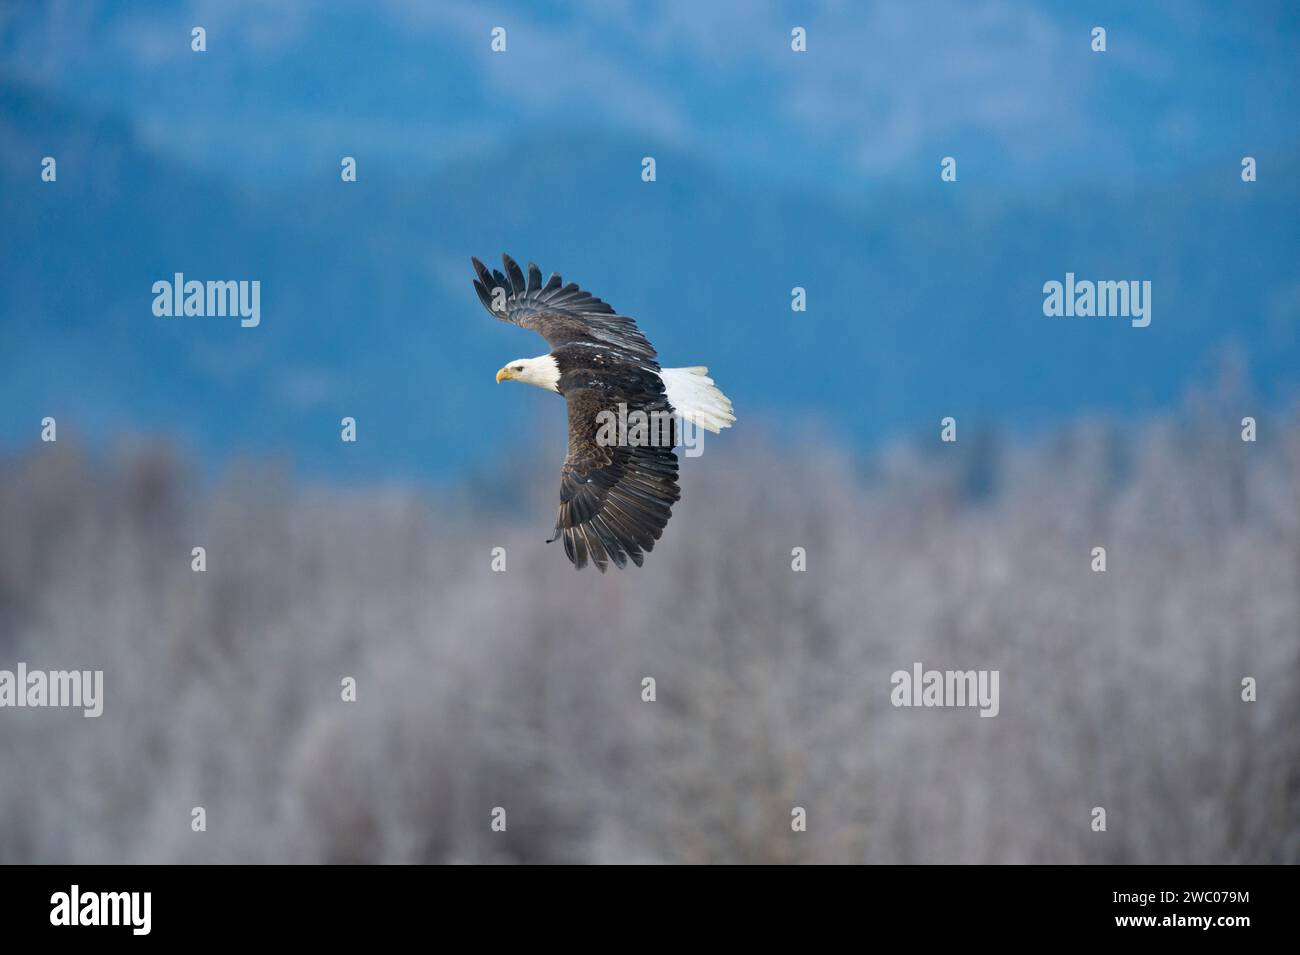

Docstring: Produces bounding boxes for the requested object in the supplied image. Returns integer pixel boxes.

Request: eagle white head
[496,354,560,392]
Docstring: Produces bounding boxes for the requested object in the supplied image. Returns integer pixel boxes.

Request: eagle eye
[514,365,524,372]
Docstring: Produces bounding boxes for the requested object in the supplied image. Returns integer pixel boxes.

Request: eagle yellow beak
[496,366,512,384]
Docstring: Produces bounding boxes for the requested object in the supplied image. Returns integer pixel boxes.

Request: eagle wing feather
[471,254,658,364]
[556,387,680,572]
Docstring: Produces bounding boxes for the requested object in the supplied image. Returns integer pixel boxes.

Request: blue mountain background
[2,1,1298,480]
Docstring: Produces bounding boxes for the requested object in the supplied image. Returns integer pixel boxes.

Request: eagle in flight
[472,254,735,571]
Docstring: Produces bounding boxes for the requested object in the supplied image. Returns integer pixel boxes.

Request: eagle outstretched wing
[471,254,658,364]
[556,387,680,571]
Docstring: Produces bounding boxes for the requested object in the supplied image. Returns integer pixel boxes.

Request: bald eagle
[472,254,735,571]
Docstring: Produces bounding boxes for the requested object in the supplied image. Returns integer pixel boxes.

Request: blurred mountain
[2,77,1297,479]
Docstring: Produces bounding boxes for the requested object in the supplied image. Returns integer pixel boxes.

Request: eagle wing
[471,254,658,364]
[556,387,680,571]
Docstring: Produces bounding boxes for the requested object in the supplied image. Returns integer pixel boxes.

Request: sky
[1,1,1298,480]
[5,0,1298,194]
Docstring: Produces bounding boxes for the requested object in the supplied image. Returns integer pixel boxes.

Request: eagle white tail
[659,366,736,433]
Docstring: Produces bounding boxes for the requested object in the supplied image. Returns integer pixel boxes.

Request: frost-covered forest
[1,397,1297,863]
